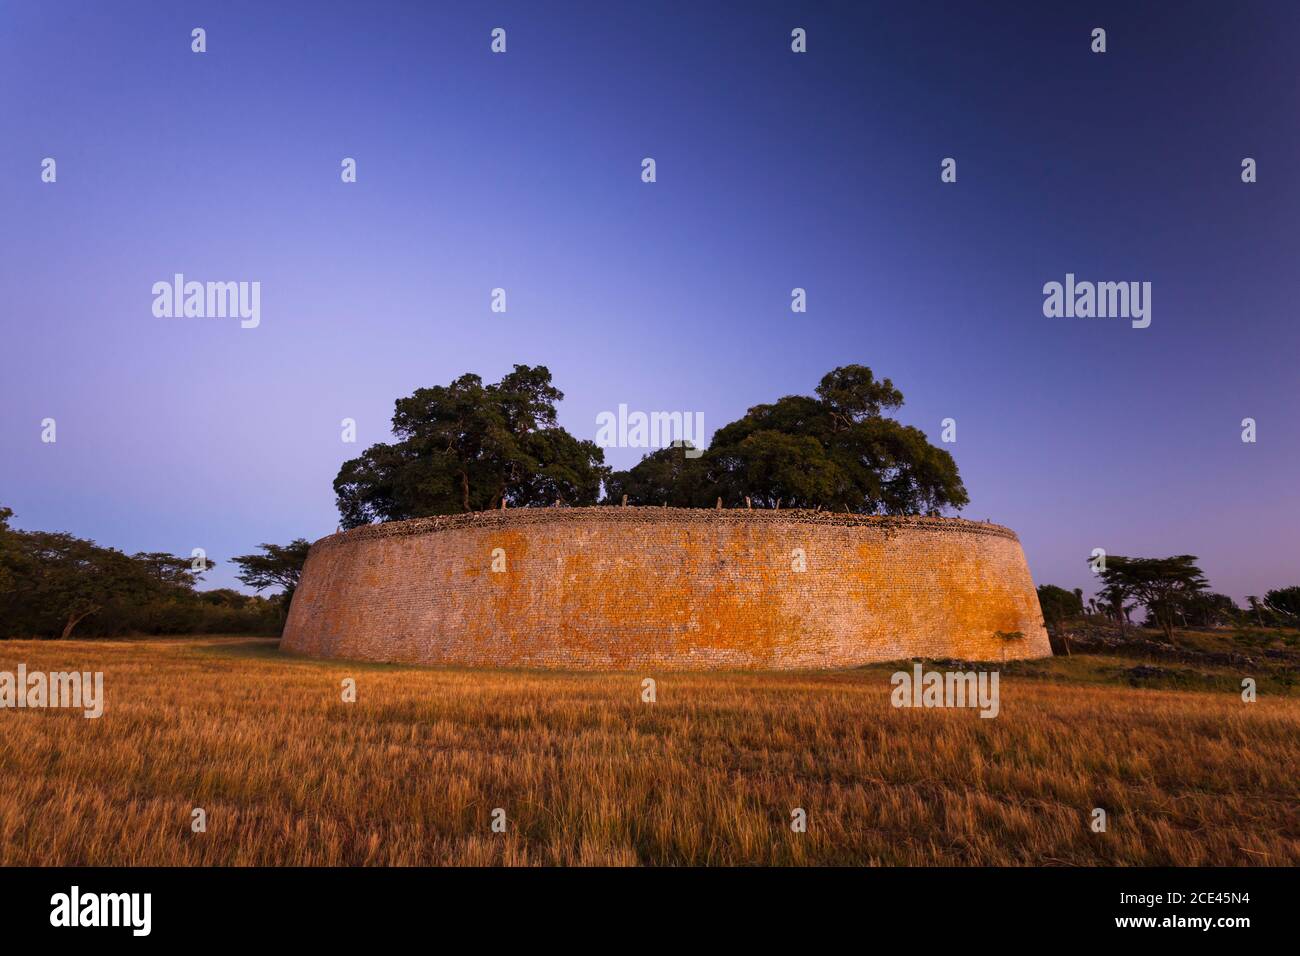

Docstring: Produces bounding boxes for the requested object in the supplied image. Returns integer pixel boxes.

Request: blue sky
[1,1,1297,601]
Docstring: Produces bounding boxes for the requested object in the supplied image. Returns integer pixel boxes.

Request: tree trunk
[60,609,95,640]
[461,471,471,512]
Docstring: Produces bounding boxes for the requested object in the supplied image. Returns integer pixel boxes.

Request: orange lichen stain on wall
[694,526,799,664]
[514,524,805,668]
[281,510,1052,670]
[933,544,1042,660]
[464,529,528,659]
[846,533,922,654]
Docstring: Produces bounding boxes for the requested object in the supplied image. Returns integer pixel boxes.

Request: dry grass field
[1,635,1297,866]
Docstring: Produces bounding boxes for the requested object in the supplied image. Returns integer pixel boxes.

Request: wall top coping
[310,507,1021,551]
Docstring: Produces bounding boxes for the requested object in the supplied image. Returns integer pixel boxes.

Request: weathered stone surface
[280,508,1051,670]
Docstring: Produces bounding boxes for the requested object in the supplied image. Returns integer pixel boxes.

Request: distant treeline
[0,506,307,640]
[1038,557,1300,638]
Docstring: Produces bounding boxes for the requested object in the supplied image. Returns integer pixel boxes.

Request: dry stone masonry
[281,507,1051,670]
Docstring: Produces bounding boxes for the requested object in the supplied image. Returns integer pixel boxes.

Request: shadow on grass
[190,637,413,673]
[188,636,597,677]
[855,650,1298,696]
[185,635,1298,695]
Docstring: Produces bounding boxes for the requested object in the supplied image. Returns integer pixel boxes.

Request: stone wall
[280,508,1051,670]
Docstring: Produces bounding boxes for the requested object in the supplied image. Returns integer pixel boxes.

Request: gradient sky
[2,1,1297,602]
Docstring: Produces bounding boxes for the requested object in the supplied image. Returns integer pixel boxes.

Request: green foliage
[1037,584,1085,630]
[1180,591,1239,628]
[1263,586,1300,624]
[231,539,312,616]
[1093,554,1209,642]
[334,365,608,527]
[10,531,152,638]
[0,507,282,639]
[0,506,16,596]
[607,365,969,514]
[602,443,710,506]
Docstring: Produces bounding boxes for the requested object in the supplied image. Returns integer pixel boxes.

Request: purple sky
[1,1,1297,603]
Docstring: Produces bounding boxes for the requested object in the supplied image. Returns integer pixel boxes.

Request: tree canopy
[1093,554,1208,641]
[335,363,965,519]
[334,365,608,527]
[0,507,282,639]
[1179,591,1239,628]
[1263,586,1300,624]
[607,365,968,514]
[231,539,312,615]
[1036,584,1084,630]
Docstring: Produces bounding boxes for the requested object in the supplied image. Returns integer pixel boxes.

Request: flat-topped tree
[1263,586,1300,625]
[1094,555,1209,642]
[232,539,312,619]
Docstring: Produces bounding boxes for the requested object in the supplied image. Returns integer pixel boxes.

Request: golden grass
[1,637,1296,866]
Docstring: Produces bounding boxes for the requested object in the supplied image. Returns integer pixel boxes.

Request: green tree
[1036,584,1085,655]
[198,587,254,608]
[1263,586,1300,625]
[0,506,16,597]
[132,551,213,590]
[1245,595,1268,627]
[231,539,312,618]
[602,442,711,506]
[1099,581,1140,638]
[1181,591,1238,628]
[608,365,968,514]
[1037,584,1084,630]
[335,366,607,526]
[0,506,282,639]
[15,532,153,639]
[1094,555,1208,642]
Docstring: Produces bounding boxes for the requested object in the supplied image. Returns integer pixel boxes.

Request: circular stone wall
[280,508,1050,670]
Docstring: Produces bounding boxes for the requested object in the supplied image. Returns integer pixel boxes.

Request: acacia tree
[334,365,607,527]
[1094,555,1208,642]
[1263,586,1300,625]
[14,532,153,639]
[132,551,214,590]
[231,539,312,618]
[0,506,286,639]
[607,365,968,514]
